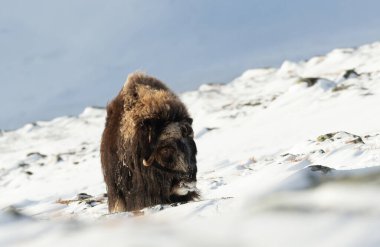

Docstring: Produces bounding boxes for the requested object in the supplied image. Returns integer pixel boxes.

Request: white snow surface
[2,42,380,247]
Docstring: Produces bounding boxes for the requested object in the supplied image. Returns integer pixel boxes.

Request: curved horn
[143,159,150,167]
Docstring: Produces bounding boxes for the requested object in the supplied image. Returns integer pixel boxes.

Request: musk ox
[100,72,199,213]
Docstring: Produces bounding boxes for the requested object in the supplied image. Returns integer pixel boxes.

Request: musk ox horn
[143,159,150,167]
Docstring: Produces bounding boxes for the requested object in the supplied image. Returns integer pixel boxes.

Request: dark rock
[56,155,63,162]
[18,163,29,168]
[308,165,335,174]
[77,193,93,200]
[297,77,320,87]
[332,84,352,92]
[343,69,360,79]
[311,149,325,154]
[281,153,291,157]
[347,137,365,144]
[242,101,261,107]
[317,133,337,142]
[85,200,97,207]
[26,152,47,158]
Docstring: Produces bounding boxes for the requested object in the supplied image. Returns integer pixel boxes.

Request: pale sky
[1,0,380,130]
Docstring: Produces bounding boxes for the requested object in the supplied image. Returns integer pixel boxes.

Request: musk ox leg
[107,188,127,213]
[104,178,127,213]
[110,197,127,213]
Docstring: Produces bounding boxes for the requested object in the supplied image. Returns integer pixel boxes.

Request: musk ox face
[143,120,198,197]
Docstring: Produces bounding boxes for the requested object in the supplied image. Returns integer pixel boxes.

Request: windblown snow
[1,42,380,247]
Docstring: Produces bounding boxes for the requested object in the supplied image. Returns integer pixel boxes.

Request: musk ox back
[100,72,199,212]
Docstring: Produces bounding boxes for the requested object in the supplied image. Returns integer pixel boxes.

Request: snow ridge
[2,42,380,247]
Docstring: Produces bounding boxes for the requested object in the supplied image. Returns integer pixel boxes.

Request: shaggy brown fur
[100,72,199,213]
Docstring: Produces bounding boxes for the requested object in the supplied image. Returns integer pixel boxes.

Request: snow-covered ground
[1,42,380,247]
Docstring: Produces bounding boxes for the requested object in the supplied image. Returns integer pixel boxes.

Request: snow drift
[1,42,380,247]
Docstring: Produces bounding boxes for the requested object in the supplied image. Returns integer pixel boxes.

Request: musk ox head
[101,72,199,213]
[142,119,197,197]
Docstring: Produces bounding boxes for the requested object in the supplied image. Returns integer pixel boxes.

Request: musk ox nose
[171,180,198,196]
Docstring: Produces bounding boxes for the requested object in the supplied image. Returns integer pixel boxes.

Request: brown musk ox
[100,72,199,213]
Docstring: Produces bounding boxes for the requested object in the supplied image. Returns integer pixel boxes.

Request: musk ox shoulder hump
[120,72,190,142]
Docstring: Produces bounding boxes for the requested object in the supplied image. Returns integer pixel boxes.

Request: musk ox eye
[159,147,175,164]
[180,124,194,138]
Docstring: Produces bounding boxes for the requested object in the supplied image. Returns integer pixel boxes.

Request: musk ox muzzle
[100,72,199,213]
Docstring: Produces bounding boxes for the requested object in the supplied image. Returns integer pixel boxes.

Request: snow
[1,42,380,246]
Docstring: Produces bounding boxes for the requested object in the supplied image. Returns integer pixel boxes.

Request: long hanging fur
[100,72,198,212]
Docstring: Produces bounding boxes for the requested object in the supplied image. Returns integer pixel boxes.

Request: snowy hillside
[1,42,380,247]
